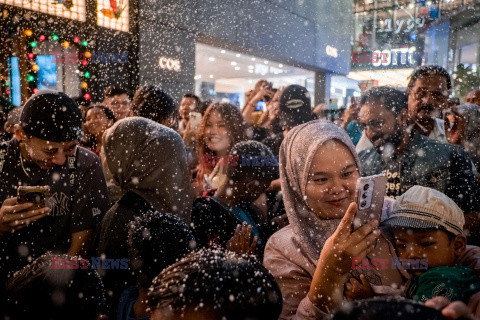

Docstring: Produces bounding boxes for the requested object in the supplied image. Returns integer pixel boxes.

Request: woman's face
[204,111,231,155]
[85,108,113,137]
[305,140,360,219]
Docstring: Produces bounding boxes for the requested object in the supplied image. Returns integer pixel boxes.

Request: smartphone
[189,112,202,132]
[17,186,51,209]
[353,174,387,230]
[256,101,267,111]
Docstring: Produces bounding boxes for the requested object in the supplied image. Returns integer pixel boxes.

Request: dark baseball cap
[20,90,83,142]
[279,85,313,129]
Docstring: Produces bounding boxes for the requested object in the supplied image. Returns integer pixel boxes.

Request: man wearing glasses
[357,86,480,244]
[103,85,132,121]
[407,65,464,145]
[0,90,109,278]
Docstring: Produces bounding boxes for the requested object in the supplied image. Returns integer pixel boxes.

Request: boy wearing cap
[0,90,109,278]
[345,186,480,305]
[382,185,480,304]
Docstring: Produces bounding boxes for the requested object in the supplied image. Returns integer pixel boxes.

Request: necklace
[19,152,31,178]
[19,151,50,180]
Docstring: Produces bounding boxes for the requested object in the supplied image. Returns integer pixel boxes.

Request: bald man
[466,90,480,106]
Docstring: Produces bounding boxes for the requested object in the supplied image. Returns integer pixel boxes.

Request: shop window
[0,0,86,22]
[97,0,129,32]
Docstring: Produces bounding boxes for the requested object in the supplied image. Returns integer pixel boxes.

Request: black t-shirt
[0,140,109,276]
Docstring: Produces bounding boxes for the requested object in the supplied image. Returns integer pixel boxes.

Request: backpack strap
[0,142,8,173]
[67,147,77,189]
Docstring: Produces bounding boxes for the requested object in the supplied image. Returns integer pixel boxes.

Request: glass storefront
[195,43,315,108]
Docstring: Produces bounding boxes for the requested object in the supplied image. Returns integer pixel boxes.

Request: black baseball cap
[279,85,314,130]
[20,90,83,142]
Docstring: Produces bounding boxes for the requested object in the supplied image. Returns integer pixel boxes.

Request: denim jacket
[359,132,480,213]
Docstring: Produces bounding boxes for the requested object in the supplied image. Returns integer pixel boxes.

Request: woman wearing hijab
[96,117,194,314]
[263,119,407,320]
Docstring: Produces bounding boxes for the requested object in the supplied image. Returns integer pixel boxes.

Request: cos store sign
[159,57,181,72]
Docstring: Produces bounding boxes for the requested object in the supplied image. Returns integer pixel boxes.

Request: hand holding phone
[353,175,387,230]
[189,112,202,133]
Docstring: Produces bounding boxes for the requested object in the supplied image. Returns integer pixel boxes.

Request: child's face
[392,228,464,276]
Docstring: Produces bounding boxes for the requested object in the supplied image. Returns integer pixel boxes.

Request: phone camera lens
[361,201,367,207]
[362,193,368,199]
[363,184,370,191]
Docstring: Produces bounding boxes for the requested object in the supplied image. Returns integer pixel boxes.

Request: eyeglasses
[358,119,386,131]
[411,89,448,102]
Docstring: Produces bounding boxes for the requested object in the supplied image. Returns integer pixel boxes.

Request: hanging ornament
[32,65,40,71]
[24,29,33,37]
[62,41,69,48]
[39,35,46,41]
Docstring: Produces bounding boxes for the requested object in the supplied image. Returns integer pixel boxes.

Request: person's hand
[318,202,380,276]
[344,274,374,301]
[308,202,380,312]
[341,107,359,129]
[468,292,480,318]
[250,86,275,106]
[226,222,257,255]
[0,197,51,234]
[445,106,466,145]
[425,296,478,319]
[182,121,197,147]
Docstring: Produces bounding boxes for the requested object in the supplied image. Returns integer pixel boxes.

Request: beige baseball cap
[382,185,464,235]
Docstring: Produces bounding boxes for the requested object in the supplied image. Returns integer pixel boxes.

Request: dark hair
[183,93,201,108]
[5,253,107,320]
[132,85,177,127]
[84,104,116,122]
[199,99,213,116]
[360,86,408,115]
[104,85,131,99]
[228,140,279,182]
[74,96,91,107]
[147,249,283,320]
[406,65,452,95]
[128,211,195,289]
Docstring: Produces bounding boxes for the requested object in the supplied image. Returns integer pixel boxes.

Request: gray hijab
[102,117,193,223]
[279,119,360,260]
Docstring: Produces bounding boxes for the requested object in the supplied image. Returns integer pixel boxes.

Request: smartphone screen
[256,101,266,111]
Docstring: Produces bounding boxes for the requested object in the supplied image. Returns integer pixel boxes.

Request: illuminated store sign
[97,0,129,32]
[352,47,416,67]
[159,56,181,72]
[0,0,86,21]
[326,45,338,58]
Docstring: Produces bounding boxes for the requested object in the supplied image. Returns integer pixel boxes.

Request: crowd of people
[0,65,480,320]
